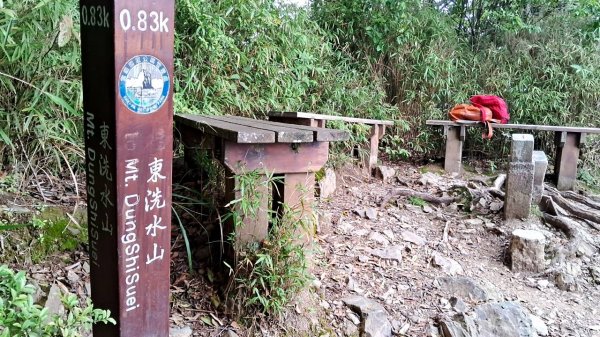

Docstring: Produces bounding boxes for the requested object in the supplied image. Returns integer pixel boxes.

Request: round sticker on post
[119,55,170,114]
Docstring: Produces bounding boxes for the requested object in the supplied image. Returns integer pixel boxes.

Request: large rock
[440,302,538,337]
[432,253,464,276]
[530,314,548,336]
[371,245,403,263]
[375,165,396,184]
[401,231,427,246]
[170,326,193,337]
[473,302,536,337]
[509,229,546,273]
[342,295,392,337]
[436,277,489,302]
[44,284,65,320]
[365,207,378,220]
[318,168,337,198]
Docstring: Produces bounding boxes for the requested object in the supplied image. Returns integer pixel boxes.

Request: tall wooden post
[79,1,174,336]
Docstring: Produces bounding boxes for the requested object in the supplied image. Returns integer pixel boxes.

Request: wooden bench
[268,112,393,172]
[426,120,600,190]
[175,114,349,245]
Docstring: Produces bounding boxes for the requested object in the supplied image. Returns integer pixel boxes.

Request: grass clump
[223,170,311,317]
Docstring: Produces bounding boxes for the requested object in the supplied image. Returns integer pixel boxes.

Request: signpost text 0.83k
[79,1,174,336]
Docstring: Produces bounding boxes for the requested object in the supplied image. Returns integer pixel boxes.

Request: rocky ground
[2,161,600,337]
[298,162,600,337]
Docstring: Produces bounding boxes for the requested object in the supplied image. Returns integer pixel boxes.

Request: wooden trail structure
[426,120,600,190]
[79,0,174,336]
[268,112,393,172]
[176,114,348,245]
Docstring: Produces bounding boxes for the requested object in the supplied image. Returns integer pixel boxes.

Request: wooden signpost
[79,1,174,336]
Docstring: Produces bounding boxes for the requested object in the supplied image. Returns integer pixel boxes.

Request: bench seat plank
[175,114,275,143]
[225,115,349,142]
[426,120,600,134]
[270,111,394,126]
[205,115,314,143]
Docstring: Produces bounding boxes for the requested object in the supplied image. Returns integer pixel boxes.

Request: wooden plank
[205,115,313,143]
[224,170,270,246]
[426,120,600,134]
[223,141,329,174]
[226,115,349,142]
[269,111,394,126]
[80,0,174,336]
[175,114,275,143]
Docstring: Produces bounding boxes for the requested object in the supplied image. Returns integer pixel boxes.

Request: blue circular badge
[119,55,170,114]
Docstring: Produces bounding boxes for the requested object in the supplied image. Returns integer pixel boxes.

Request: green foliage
[174,0,394,120]
[313,0,600,173]
[0,208,86,264]
[1,0,395,181]
[172,183,212,273]
[224,170,310,316]
[408,196,426,207]
[0,0,83,177]
[0,265,115,337]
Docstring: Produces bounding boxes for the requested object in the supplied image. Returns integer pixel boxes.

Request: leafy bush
[0,265,114,337]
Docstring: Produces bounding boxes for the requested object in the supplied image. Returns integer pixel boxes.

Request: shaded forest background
[1,0,600,185]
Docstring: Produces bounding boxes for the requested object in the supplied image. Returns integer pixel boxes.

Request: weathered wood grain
[205,115,313,143]
[269,111,394,126]
[223,141,329,174]
[175,114,275,143]
[426,120,600,134]
[226,115,349,142]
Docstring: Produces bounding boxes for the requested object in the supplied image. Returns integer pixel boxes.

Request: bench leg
[367,124,385,174]
[444,125,465,174]
[555,131,584,191]
[273,172,316,242]
[224,169,270,246]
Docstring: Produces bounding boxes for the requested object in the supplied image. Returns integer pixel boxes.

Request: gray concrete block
[510,134,534,163]
[532,151,548,204]
[505,162,535,219]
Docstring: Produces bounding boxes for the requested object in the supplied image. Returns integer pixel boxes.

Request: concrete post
[555,131,584,191]
[505,134,535,219]
[532,151,548,204]
[443,125,465,174]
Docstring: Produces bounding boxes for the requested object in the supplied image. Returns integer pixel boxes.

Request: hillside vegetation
[1,0,599,181]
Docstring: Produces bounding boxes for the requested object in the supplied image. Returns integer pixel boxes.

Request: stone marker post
[79,1,174,336]
[504,134,534,219]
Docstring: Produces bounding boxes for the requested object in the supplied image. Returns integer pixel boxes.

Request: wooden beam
[223,141,329,174]
[175,114,276,144]
[269,111,394,126]
[80,0,174,335]
[426,120,600,134]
